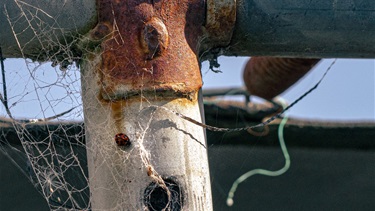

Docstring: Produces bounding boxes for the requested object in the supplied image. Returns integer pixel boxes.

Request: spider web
[0,1,318,209]
[1,60,87,209]
[2,1,368,211]
[0,1,93,210]
[1,1,210,210]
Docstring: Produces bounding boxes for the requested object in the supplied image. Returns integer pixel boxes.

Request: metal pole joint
[202,0,237,50]
[95,0,206,101]
[83,1,213,210]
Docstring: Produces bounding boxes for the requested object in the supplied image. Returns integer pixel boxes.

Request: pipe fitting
[203,0,236,49]
[141,17,169,60]
[97,0,205,101]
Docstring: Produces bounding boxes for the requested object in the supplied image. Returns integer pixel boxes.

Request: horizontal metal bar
[0,0,96,59]
[226,0,375,58]
[202,87,249,97]
[3,0,375,59]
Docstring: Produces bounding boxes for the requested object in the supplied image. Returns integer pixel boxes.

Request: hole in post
[144,178,183,211]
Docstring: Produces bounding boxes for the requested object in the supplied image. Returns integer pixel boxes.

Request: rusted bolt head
[141,17,169,60]
[90,22,111,40]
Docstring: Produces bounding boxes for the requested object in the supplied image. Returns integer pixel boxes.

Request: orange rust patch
[141,17,169,60]
[204,0,236,48]
[96,0,205,101]
[111,100,125,132]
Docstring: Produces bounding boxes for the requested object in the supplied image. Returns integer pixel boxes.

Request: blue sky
[202,57,375,121]
[2,57,375,121]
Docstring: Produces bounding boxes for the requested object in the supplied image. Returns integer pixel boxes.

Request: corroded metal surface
[95,0,205,101]
[85,1,213,210]
[243,57,320,100]
[204,0,236,49]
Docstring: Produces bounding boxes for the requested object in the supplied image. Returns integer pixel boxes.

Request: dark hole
[144,178,182,211]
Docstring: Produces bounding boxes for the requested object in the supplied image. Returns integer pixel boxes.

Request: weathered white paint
[81,58,213,210]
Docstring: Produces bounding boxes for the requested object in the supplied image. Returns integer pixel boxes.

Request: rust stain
[106,91,199,136]
[111,100,125,131]
[141,17,169,60]
[96,0,205,101]
[204,0,236,48]
[243,57,321,100]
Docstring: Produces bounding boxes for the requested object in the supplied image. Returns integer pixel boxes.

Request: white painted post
[81,63,212,209]
[80,0,215,209]
[1,0,234,209]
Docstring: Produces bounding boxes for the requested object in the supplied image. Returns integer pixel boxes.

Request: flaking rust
[203,0,236,50]
[95,0,206,101]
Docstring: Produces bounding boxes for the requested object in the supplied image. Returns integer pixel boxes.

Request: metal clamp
[204,0,236,48]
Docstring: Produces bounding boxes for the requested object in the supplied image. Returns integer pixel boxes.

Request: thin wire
[149,59,336,206]
[25,107,77,123]
[0,47,76,122]
[226,98,290,207]
[0,46,13,119]
[155,59,336,133]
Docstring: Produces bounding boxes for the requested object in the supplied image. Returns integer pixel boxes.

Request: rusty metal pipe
[243,57,320,100]
[4,0,375,60]
[82,0,213,210]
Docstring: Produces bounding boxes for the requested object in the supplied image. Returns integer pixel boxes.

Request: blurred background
[202,57,375,121]
[2,57,374,121]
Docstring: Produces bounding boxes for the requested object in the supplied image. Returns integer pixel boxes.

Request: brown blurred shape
[243,57,321,100]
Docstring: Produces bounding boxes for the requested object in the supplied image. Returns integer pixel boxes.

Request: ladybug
[115,133,131,147]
